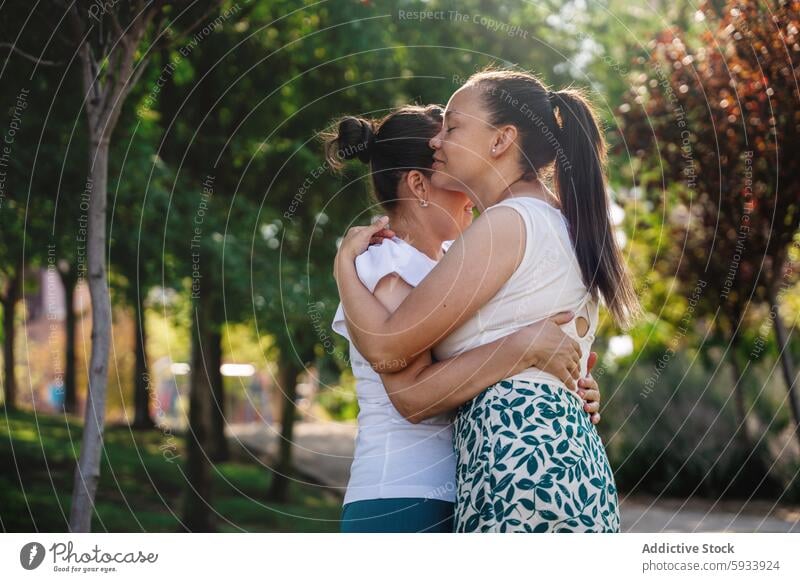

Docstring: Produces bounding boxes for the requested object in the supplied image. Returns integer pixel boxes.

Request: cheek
[452,133,485,168]
[435,203,463,231]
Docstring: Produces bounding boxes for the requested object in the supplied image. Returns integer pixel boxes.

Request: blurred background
[0,0,798,532]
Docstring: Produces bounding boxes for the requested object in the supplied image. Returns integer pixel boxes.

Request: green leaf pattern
[453,380,620,533]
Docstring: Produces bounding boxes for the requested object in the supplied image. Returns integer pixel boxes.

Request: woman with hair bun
[327,104,603,532]
[336,71,640,532]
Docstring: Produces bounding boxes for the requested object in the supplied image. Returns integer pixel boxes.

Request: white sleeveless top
[433,196,598,396]
[332,237,456,505]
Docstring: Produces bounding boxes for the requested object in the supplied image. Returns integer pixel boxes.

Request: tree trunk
[728,333,753,450]
[209,327,228,462]
[69,138,112,533]
[767,286,800,449]
[181,291,216,531]
[59,269,78,414]
[132,293,155,429]
[266,356,301,503]
[1,268,21,411]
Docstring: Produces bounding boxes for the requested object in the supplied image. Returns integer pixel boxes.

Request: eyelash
[446,126,456,133]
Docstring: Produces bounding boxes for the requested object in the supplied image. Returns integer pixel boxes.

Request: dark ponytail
[551,89,639,328]
[322,105,443,211]
[466,69,639,328]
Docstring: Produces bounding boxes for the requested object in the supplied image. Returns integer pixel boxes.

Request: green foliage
[0,409,340,531]
[599,352,796,500]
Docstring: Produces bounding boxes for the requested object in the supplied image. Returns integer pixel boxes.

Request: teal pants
[340,498,455,533]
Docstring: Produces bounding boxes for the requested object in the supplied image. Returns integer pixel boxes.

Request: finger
[584,401,600,414]
[578,375,597,390]
[374,228,395,239]
[369,236,386,246]
[587,351,598,375]
[368,215,390,232]
[571,362,581,381]
[548,311,575,326]
[591,412,601,425]
[581,389,600,404]
[562,367,576,391]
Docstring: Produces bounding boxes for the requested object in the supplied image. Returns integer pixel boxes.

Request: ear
[490,125,518,158]
[404,170,428,203]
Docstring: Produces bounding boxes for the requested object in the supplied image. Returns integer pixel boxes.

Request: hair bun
[335,117,375,164]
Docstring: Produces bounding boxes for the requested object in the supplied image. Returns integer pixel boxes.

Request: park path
[227,421,799,533]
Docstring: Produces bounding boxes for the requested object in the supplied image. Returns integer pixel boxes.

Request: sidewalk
[226,421,799,533]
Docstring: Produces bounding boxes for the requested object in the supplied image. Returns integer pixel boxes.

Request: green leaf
[496,473,514,492]
[506,485,516,502]
[494,441,512,460]
[517,478,535,490]
[513,410,524,429]
[539,510,558,520]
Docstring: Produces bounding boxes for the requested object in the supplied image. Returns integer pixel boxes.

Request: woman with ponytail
[335,70,639,532]
[326,104,604,532]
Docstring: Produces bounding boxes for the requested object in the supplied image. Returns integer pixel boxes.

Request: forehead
[445,86,485,119]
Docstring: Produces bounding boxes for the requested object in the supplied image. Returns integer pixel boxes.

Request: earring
[419,199,429,208]
[492,146,497,154]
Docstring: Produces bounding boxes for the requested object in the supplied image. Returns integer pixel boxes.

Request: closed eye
[446,126,456,133]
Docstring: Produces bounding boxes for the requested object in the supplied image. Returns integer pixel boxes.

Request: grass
[0,408,341,532]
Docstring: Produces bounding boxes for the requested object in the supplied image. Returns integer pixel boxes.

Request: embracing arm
[334,208,525,371]
[384,348,603,424]
[368,273,588,423]
[380,320,583,423]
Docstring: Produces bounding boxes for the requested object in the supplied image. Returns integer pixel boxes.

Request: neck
[474,171,555,210]
[469,165,522,210]
[388,212,445,261]
[505,178,559,206]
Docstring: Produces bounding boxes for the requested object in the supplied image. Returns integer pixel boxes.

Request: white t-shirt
[332,237,456,505]
[433,196,598,397]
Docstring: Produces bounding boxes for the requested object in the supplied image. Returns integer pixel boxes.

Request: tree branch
[0,42,63,66]
[177,0,226,39]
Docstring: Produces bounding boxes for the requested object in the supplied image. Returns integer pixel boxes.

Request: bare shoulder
[448,204,526,257]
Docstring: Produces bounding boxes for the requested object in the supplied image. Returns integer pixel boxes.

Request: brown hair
[465,68,639,327]
[323,105,444,211]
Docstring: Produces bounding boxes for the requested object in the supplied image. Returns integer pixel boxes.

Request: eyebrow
[444,110,461,119]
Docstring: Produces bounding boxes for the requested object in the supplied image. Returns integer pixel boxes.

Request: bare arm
[385,349,603,424]
[334,207,526,371]
[366,273,589,423]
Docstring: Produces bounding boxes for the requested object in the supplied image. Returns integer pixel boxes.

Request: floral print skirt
[453,379,620,532]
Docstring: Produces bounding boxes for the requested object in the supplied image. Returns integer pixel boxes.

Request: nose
[429,132,442,149]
